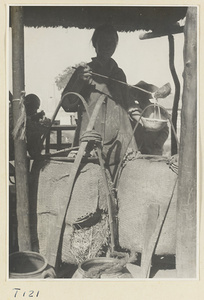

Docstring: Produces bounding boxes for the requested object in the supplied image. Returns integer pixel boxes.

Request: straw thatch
[10,6,187,32]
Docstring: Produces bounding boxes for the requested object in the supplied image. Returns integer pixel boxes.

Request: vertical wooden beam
[168,34,181,155]
[45,134,50,154]
[11,6,31,251]
[176,7,197,278]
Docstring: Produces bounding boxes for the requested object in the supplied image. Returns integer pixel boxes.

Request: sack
[29,159,113,264]
[117,155,177,255]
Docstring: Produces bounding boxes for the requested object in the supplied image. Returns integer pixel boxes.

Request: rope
[79,127,116,252]
[78,127,116,252]
[12,91,27,140]
[80,130,102,144]
[167,154,179,175]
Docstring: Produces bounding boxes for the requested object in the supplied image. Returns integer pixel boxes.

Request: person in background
[61,24,138,178]
[24,94,51,158]
[9,92,51,159]
[129,80,169,156]
[24,93,45,122]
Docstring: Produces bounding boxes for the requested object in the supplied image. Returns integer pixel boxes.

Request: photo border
[1,1,203,299]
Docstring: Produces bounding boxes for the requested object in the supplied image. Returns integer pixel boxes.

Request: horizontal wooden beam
[51,125,77,131]
[139,26,184,40]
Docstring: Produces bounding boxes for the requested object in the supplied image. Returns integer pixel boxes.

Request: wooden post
[176,7,197,278]
[168,34,181,155]
[11,6,31,251]
[45,134,50,154]
[57,128,61,150]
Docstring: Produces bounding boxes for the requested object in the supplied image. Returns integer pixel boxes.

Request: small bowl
[141,105,168,132]
[141,117,168,132]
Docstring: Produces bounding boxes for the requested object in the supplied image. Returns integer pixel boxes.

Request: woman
[62,24,137,178]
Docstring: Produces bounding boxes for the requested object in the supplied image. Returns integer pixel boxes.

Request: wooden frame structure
[10,6,197,278]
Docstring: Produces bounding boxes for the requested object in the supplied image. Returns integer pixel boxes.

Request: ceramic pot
[9,251,56,279]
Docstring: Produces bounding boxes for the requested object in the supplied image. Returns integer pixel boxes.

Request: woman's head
[91,24,118,60]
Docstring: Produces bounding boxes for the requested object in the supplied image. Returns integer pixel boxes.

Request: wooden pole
[11,6,31,251]
[176,7,197,278]
[139,26,184,40]
[168,34,181,155]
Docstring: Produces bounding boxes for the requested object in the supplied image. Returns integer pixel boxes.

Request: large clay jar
[72,257,132,279]
[9,251,56,279]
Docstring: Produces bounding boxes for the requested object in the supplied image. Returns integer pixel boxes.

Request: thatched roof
[11,6,188,32]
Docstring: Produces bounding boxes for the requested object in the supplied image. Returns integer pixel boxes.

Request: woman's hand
[77,65,92,83]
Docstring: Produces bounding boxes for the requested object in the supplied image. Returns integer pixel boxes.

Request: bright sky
[10,26,184,123]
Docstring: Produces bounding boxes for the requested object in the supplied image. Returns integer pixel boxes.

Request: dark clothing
[133,122,169,155]
[62,57,137,176]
